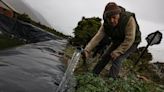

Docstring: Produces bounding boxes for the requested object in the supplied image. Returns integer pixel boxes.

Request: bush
[75,73,164,92]
[70,17,101,46]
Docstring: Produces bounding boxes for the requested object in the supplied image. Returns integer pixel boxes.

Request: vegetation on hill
[16,13,70,38]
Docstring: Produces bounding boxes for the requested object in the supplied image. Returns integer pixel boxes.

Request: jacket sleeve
[113,16,136,54]
[84,24,105,52]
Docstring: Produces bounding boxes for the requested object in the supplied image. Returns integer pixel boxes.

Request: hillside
[15,13,70,39]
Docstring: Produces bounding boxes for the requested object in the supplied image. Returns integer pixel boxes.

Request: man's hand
[82,50,90,59]
[110,52,121,61]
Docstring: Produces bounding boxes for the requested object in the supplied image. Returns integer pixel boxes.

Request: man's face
[108,14,120,27]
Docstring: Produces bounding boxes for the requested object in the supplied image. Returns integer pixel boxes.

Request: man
[92,34,111,58]
[83,2,141,79]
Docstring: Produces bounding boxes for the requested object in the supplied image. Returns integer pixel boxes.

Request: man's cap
[103,2,121,17]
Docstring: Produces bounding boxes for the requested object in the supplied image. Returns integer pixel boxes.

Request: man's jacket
[85,11,141,55]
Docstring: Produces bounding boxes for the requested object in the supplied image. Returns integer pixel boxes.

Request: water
[56,48,82,92]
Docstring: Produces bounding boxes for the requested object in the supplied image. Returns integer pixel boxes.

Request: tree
[70,17,101,47]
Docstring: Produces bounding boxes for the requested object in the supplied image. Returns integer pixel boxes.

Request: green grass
[75,73,164,92]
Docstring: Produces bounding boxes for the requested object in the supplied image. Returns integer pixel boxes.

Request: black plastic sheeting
[0,40,68,92]
[0,14,71,92]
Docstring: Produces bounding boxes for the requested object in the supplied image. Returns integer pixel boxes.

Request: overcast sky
[3,0,164,62]
[29,0,164,35]
[4,0,164,35]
